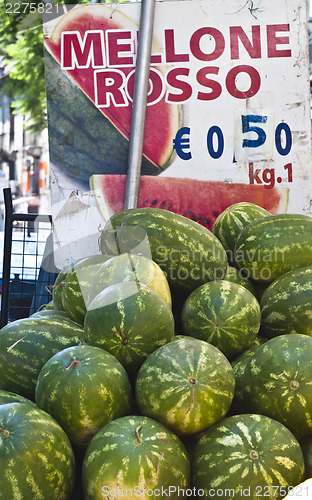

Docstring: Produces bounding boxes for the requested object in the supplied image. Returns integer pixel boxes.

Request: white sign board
[43,0,311,269]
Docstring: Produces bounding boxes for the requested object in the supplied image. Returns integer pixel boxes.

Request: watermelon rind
[212,202,271,264]
[84,281,175,375]
[181,280,261,360]
[230,335,267,414]
[0,402,75,499]
[192,413,305,500]
[116,207,228,294]
[52,261,77,311]
[219,265,257,296]
[234,214,312,283]
[0,390,36,407]
[241,334,312,440]
[135,337,235,435]
[87,253,172,308]
[260,266,312,338]
[0,315,85,399]
[300,438,312,479]
[62,254,112,325]
[35,344,133,449]
[82,415,190,500]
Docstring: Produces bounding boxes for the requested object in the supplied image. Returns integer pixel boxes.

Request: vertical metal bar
[0,188,14,327]
[124,0,156,209]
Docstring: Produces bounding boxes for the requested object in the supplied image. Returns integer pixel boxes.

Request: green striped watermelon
[230,335,267,414]
[106,207,228,294]
[192,413,305,500]
[35,344,133,449]
[52,261,76,311]
[99,209,133,256]
[0,390,36,406]
[135,337,235,435]
[0,315,85,400]
[84,282,174,375]
[82,415,190,500]
[260,266,312,338]
[181,280,261,360]
[241,334,312,440]
[219,265,257,296]
[88,253,172,308]
[0,402,75,499]
[30,309,69,319]
[234,214,312,283]
[212,202,271,264]
[62,254,111,325]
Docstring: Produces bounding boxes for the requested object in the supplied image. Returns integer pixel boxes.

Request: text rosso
[61,24,291,107]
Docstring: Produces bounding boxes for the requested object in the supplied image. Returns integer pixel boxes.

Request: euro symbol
[173,127,192,160]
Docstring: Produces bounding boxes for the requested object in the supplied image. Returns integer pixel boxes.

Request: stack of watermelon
[1,203,312,499]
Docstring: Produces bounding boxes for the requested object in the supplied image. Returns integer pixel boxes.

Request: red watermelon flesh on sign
[44,4,180,173]
[91,174,288,230]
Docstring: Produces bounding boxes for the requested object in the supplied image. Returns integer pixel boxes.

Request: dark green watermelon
[62,254,111,325]
[35,345,133,449]
[241,334,312,440]
[0,315,85,399]
[135,337,235,435]
[82,415,190,499]
[107,207,228,294]
[0,402,75,499]
[181,280,261,360]
[192,413,305,499]
[84,281,174,375]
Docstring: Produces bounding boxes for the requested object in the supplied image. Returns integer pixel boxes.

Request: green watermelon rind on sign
[0,402,76,499]
[82,415,191,500]
[260,266,312,338]
[135,337,235,435]
[181,280,261,360]
[241,334,312,441]
[192,413,305,500]
[44,2,181,185]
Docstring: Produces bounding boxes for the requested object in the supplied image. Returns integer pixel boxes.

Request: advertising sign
[43,0,311,268]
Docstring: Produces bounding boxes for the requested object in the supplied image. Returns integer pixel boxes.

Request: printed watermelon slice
[91,174,288,230]
[44,4,180,177]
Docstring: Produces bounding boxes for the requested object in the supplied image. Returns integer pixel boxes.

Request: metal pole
[0,188,13,327]
[124,0,156,210]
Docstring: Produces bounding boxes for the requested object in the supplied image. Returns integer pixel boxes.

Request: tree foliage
[0,0,102,134]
